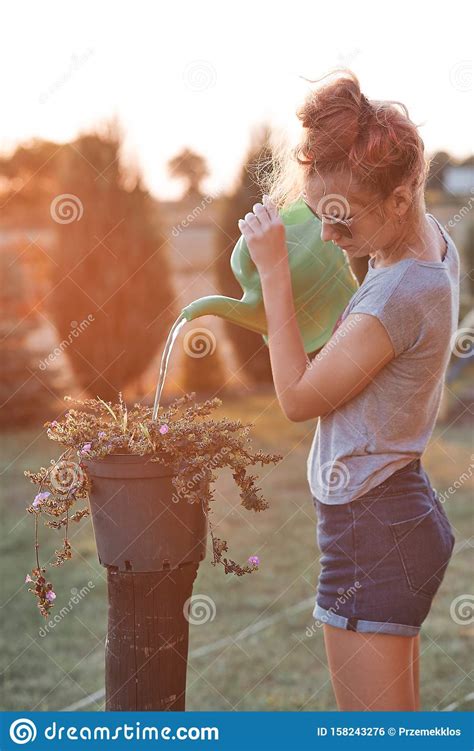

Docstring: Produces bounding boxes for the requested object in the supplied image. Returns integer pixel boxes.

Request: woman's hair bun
[294,69,428,199]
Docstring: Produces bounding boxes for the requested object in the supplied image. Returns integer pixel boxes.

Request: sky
[2,0,472,200]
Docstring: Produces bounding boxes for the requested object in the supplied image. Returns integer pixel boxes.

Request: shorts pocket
[388,505,453,600]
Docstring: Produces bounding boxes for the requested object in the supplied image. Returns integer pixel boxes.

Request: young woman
[237,71,460,711]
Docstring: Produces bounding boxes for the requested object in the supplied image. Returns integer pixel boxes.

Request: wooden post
[105,561,199,711]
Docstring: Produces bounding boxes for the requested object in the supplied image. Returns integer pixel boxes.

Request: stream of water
[152,313,188,420]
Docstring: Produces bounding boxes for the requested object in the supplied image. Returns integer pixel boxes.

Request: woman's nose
[320,218,343,245]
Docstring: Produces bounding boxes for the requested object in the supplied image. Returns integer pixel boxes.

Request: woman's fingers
[263,194,279,220]
[237,217,251,234]
[238,195,277,236]
[244,211,261,232]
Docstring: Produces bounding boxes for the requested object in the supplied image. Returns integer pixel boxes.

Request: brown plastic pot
[83,453,208,573]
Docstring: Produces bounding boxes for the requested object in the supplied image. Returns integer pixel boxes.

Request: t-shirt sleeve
[346,276,419,357]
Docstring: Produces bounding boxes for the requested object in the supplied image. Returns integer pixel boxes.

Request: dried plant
[25,392,282,617]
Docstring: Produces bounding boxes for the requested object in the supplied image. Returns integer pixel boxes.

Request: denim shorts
[312,458,456,637]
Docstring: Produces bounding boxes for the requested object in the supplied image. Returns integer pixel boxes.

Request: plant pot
[84,453,208,573]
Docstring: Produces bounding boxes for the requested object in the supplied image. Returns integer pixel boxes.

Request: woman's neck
[371,213,444,269]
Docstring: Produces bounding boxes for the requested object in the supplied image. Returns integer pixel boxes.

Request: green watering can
[181,198,358,354]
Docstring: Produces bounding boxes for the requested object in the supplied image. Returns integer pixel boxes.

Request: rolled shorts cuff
[313,603,420,638]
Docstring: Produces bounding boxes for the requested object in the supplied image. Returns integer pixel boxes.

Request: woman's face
[304,172,401,259]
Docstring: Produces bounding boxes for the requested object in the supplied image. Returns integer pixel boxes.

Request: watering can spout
[181,295,265,336]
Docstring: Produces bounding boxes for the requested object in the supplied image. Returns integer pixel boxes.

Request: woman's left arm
[238,196,395,422]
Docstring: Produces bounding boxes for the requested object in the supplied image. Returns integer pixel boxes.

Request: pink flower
[51,421,59,427]
[159,424,169,435]
[32,491,51,508]
[81,443,92,455]
[45,591,56,602]
[98,431,106,438]
[248,555,260,566]
[25,574,33,583]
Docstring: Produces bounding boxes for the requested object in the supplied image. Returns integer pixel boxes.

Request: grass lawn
[1,386,472,711]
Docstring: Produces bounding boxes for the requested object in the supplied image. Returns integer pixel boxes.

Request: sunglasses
[301,192,381,240]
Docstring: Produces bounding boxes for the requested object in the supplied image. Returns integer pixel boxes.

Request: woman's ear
[388,185,412,220]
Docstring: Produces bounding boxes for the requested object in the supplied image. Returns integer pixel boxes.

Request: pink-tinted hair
[263,70,430,211]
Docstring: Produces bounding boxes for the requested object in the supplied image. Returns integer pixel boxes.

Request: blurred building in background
[426,154,474,313]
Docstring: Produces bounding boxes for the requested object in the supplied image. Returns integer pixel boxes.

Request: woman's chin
[340,245,370,257]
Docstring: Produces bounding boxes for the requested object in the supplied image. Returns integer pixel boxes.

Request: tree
[0,253,57,428]
[168,148,210,199]
[48,123,176,401]
[0,139,63,225]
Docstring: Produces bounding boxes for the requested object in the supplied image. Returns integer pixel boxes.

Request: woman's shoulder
[346,256,454,323]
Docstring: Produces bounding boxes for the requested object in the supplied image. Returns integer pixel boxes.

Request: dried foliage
[25,392,282,617]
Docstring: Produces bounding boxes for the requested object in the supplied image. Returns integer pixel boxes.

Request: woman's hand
[238,195,288,277]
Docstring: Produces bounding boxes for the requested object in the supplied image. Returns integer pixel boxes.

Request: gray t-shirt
[306,213,460,505]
